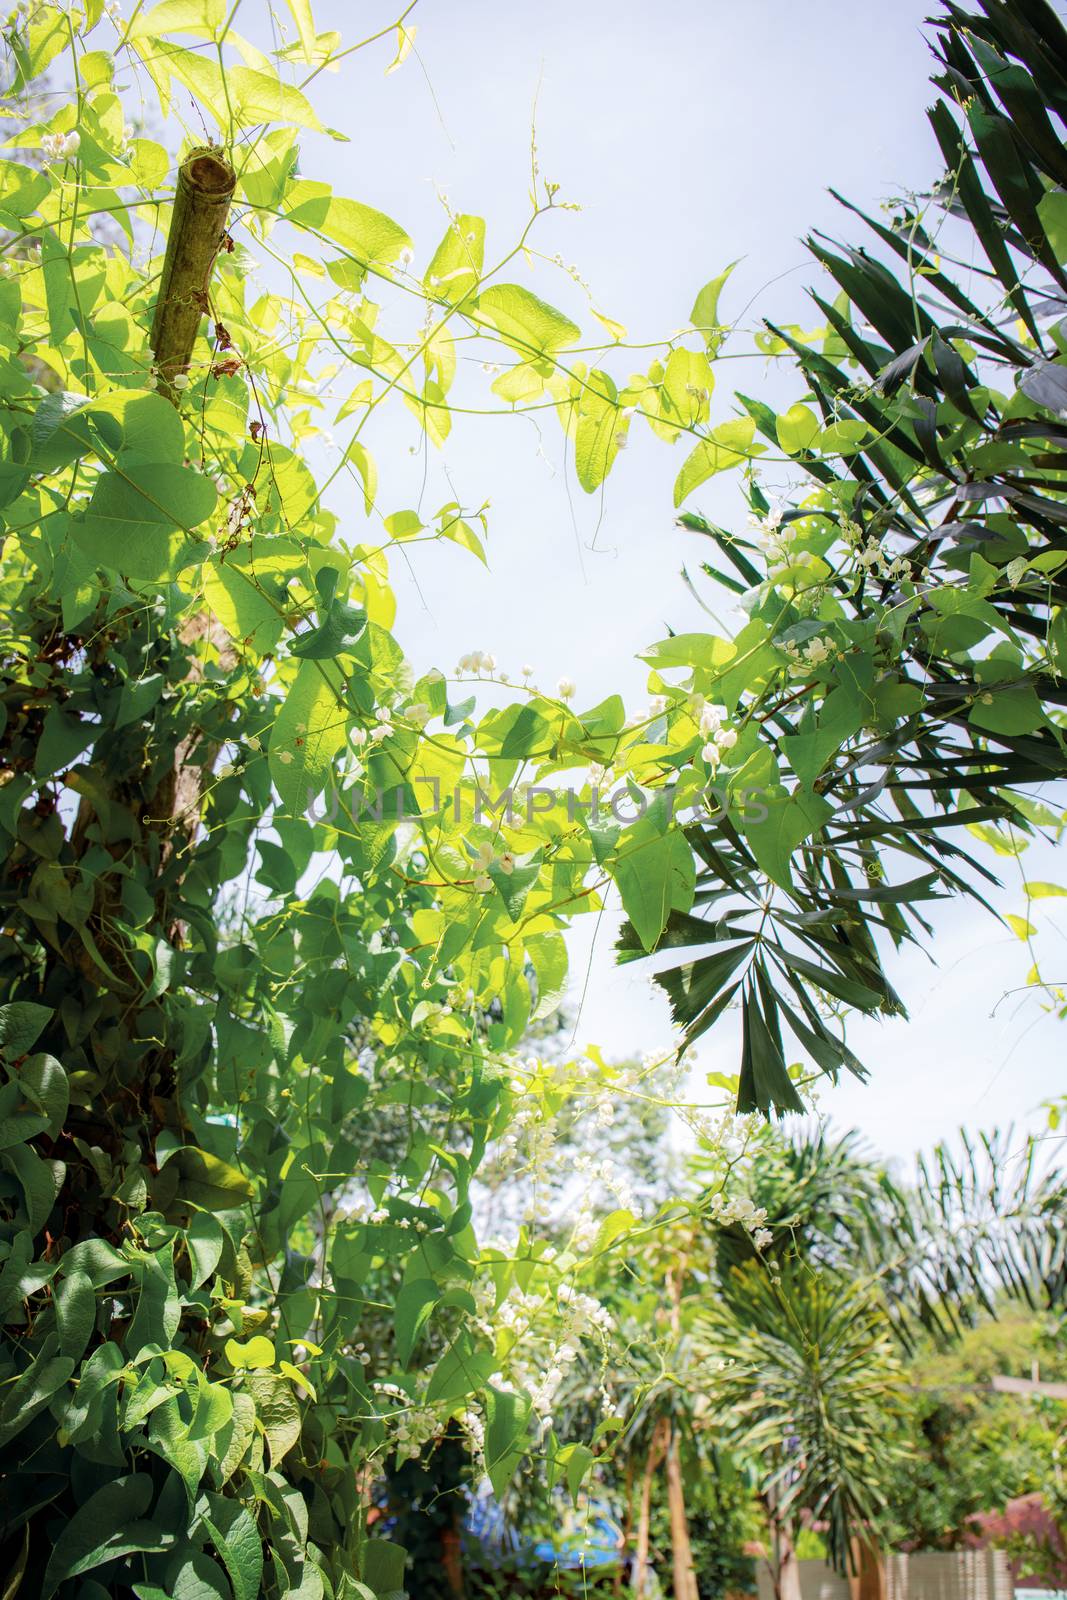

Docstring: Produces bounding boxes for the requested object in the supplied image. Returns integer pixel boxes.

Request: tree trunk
[150,146,235,399]
[633,1416,670,1598]
[666,1423,700,1600]
[773,1514,802,1600]
[615,1458,634,1598]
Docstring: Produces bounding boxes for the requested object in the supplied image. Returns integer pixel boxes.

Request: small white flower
[699,703,724,736]
[476,841,495,866]
[520,663,534,679]
[397,246,414,270]
[482,652,497,673]
[473,869,492,893]
[276,750,294,765]
[701,742,722,767]
[715,726,738,751]
[498,851,515,875]
[171,373,191,391]
[408,703,430,729]
[556,677,576,701]
[351,726,368,747]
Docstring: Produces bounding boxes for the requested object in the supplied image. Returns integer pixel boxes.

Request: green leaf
[425,214,485,303]
[244,1370,301,1465]
[204,540,296,653]
[203,1493,264,1600]
[269,659,346,811]
[0,1337,74,1451]
[41,1474,164,1597]
[54,1267,96,1361]
[674,418,759,506]
[172,1146,255,1210]
[742,788,832,889]
[186,1211,225,1289]
[0,1002,52,1057]
[225,1334,275,1369]
[163,1549,234,1600]
[345,439,378,514]
[394,1278,440,1365]
[362,1540,406,1597]
[290,590,367,660]
[3,1143,62,1233]
[575,368,622,492]
[560,1441,595,1504]
[615,830,693,953]
[690,261,737,350]
[72,464,217,583]
[640,633,736,672]
[969,686,1047,736]
[282,0,316,60]
[425,1337,494,1403]
[284,182,412,267]
[0,160,50,221]
[473,284,580,355]
[777,402,821,454]
[484,1383,531,1497]
[230,64,323,130]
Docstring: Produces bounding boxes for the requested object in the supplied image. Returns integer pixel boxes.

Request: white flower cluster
[846,522,911,582]
[781,633,836,672]
[334,1196,420,1231]
[707,1189,773,1251]
[571,1150,635,1218]
[748,502,795,566]
[42,129,80,162]
[371,1384,442,1462]
[696,700,738,768]
[501,1283,614,1426]
[456,649,497,675]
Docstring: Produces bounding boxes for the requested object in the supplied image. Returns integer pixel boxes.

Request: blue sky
[294,0,1066,1165]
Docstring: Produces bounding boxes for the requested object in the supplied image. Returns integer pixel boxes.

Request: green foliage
[0,2,686,1593]
[619,0,1067,1108]
[882,1311,1067,1554]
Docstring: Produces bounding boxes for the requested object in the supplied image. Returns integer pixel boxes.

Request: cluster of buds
[41,129,80,162]
[698,701,738,768]
[470,838,515,892]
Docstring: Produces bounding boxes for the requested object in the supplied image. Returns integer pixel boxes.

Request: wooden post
[150,146,235,402]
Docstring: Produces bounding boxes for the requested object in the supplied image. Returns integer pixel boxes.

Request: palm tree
[693,1261,907,1597]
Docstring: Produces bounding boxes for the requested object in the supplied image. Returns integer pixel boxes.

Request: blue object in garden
[465,1481,622,1571]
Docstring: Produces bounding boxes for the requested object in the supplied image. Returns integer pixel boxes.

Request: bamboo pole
[149,146,236,402]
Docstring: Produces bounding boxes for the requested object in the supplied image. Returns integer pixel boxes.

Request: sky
[287,0,1066,1167]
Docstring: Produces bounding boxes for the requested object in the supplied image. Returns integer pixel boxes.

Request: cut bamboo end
[149,146,236,406]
